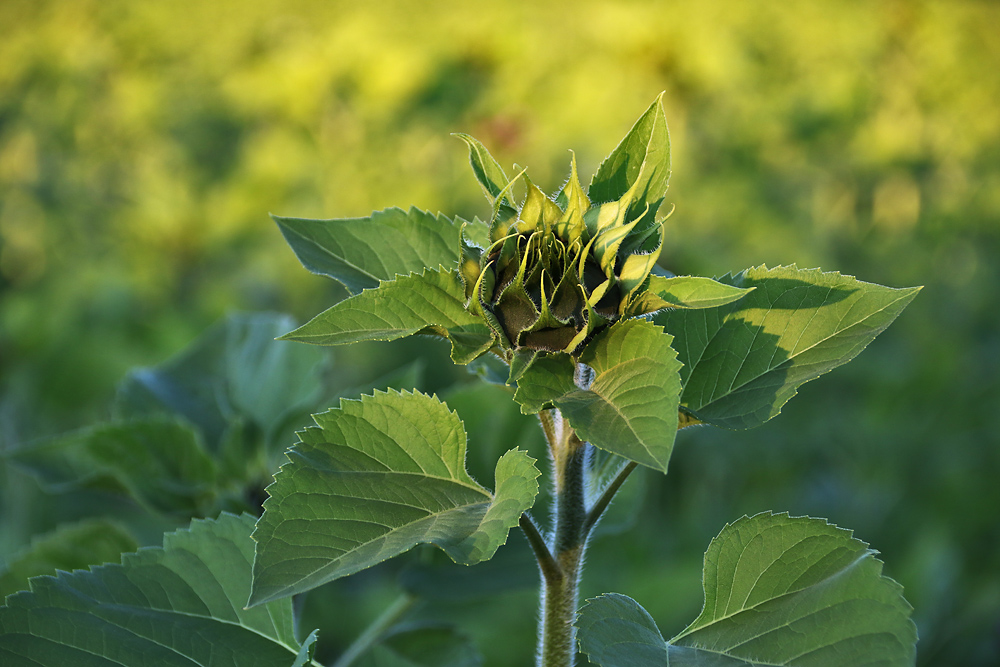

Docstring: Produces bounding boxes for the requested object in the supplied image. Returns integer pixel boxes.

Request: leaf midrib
[281,219,382,286]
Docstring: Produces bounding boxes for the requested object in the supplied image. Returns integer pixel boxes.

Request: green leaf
[114,312,329,450]
[514,320,682,472]
[628,275,756,315]
[275,206,463,294]
[281,268,495,364]
[655,265,921,430]
[511,352,577,413]
[0,519,138,599]
[454,133,512,209]
[223,313,329,442]
[577,513,917,666]
[576,593,667,666]
[249,390,540,606]
[460,215,491,249]
[8,419,218,516]
[588,93,671,227]
[356,625,483,667]
[0,513,320,667]
[508,348,542,384]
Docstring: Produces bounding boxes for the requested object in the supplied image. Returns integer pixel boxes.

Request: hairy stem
[330,593,416,667]
[531,400,648,666]
[536,408,590,667]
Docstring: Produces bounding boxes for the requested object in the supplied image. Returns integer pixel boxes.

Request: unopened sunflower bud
[473,156,665,354]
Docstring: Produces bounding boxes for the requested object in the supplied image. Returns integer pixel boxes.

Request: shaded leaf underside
[114,312,328,450]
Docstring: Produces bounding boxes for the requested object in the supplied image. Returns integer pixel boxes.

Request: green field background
[1,1,998,664]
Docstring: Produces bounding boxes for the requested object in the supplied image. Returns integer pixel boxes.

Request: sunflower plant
[0,96,922,667]
[235,96,923,666]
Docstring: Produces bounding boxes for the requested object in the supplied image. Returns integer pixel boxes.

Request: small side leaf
[281,268,495,364]
[656,265,921,429]
[249,390,540,606]
[454,133,512,208]
[576,593,666,667]
[628,275,755,315]
[577,513,917,667]
[511,353,577,413]
[275,207,463,294]
[0,514,319,667]
[514,320,683,472]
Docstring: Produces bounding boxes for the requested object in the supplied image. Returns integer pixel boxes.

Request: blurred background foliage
[1,0,998,664]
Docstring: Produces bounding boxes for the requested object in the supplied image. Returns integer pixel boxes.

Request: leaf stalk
[584,460,638,534]
[330,593,417,667]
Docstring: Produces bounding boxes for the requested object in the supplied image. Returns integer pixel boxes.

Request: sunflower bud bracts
[466,154,667,357]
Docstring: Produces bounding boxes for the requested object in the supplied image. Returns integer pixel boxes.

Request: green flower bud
[472,155,666,354]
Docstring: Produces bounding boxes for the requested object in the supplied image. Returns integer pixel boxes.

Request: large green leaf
[628,275,755,315]
[588,93,671,229]
[655,265,921,429]
[280,268,495,364]
[0,513,319,667]
[577,513,917,666]
[275,206,463,294]
[249,390,540,606]
[115,312,328,449]
[514,320,682,472]
[0,519,138,599]
[8,419,218,516]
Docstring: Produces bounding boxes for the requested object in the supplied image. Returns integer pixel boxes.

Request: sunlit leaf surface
[656,266,920,429]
